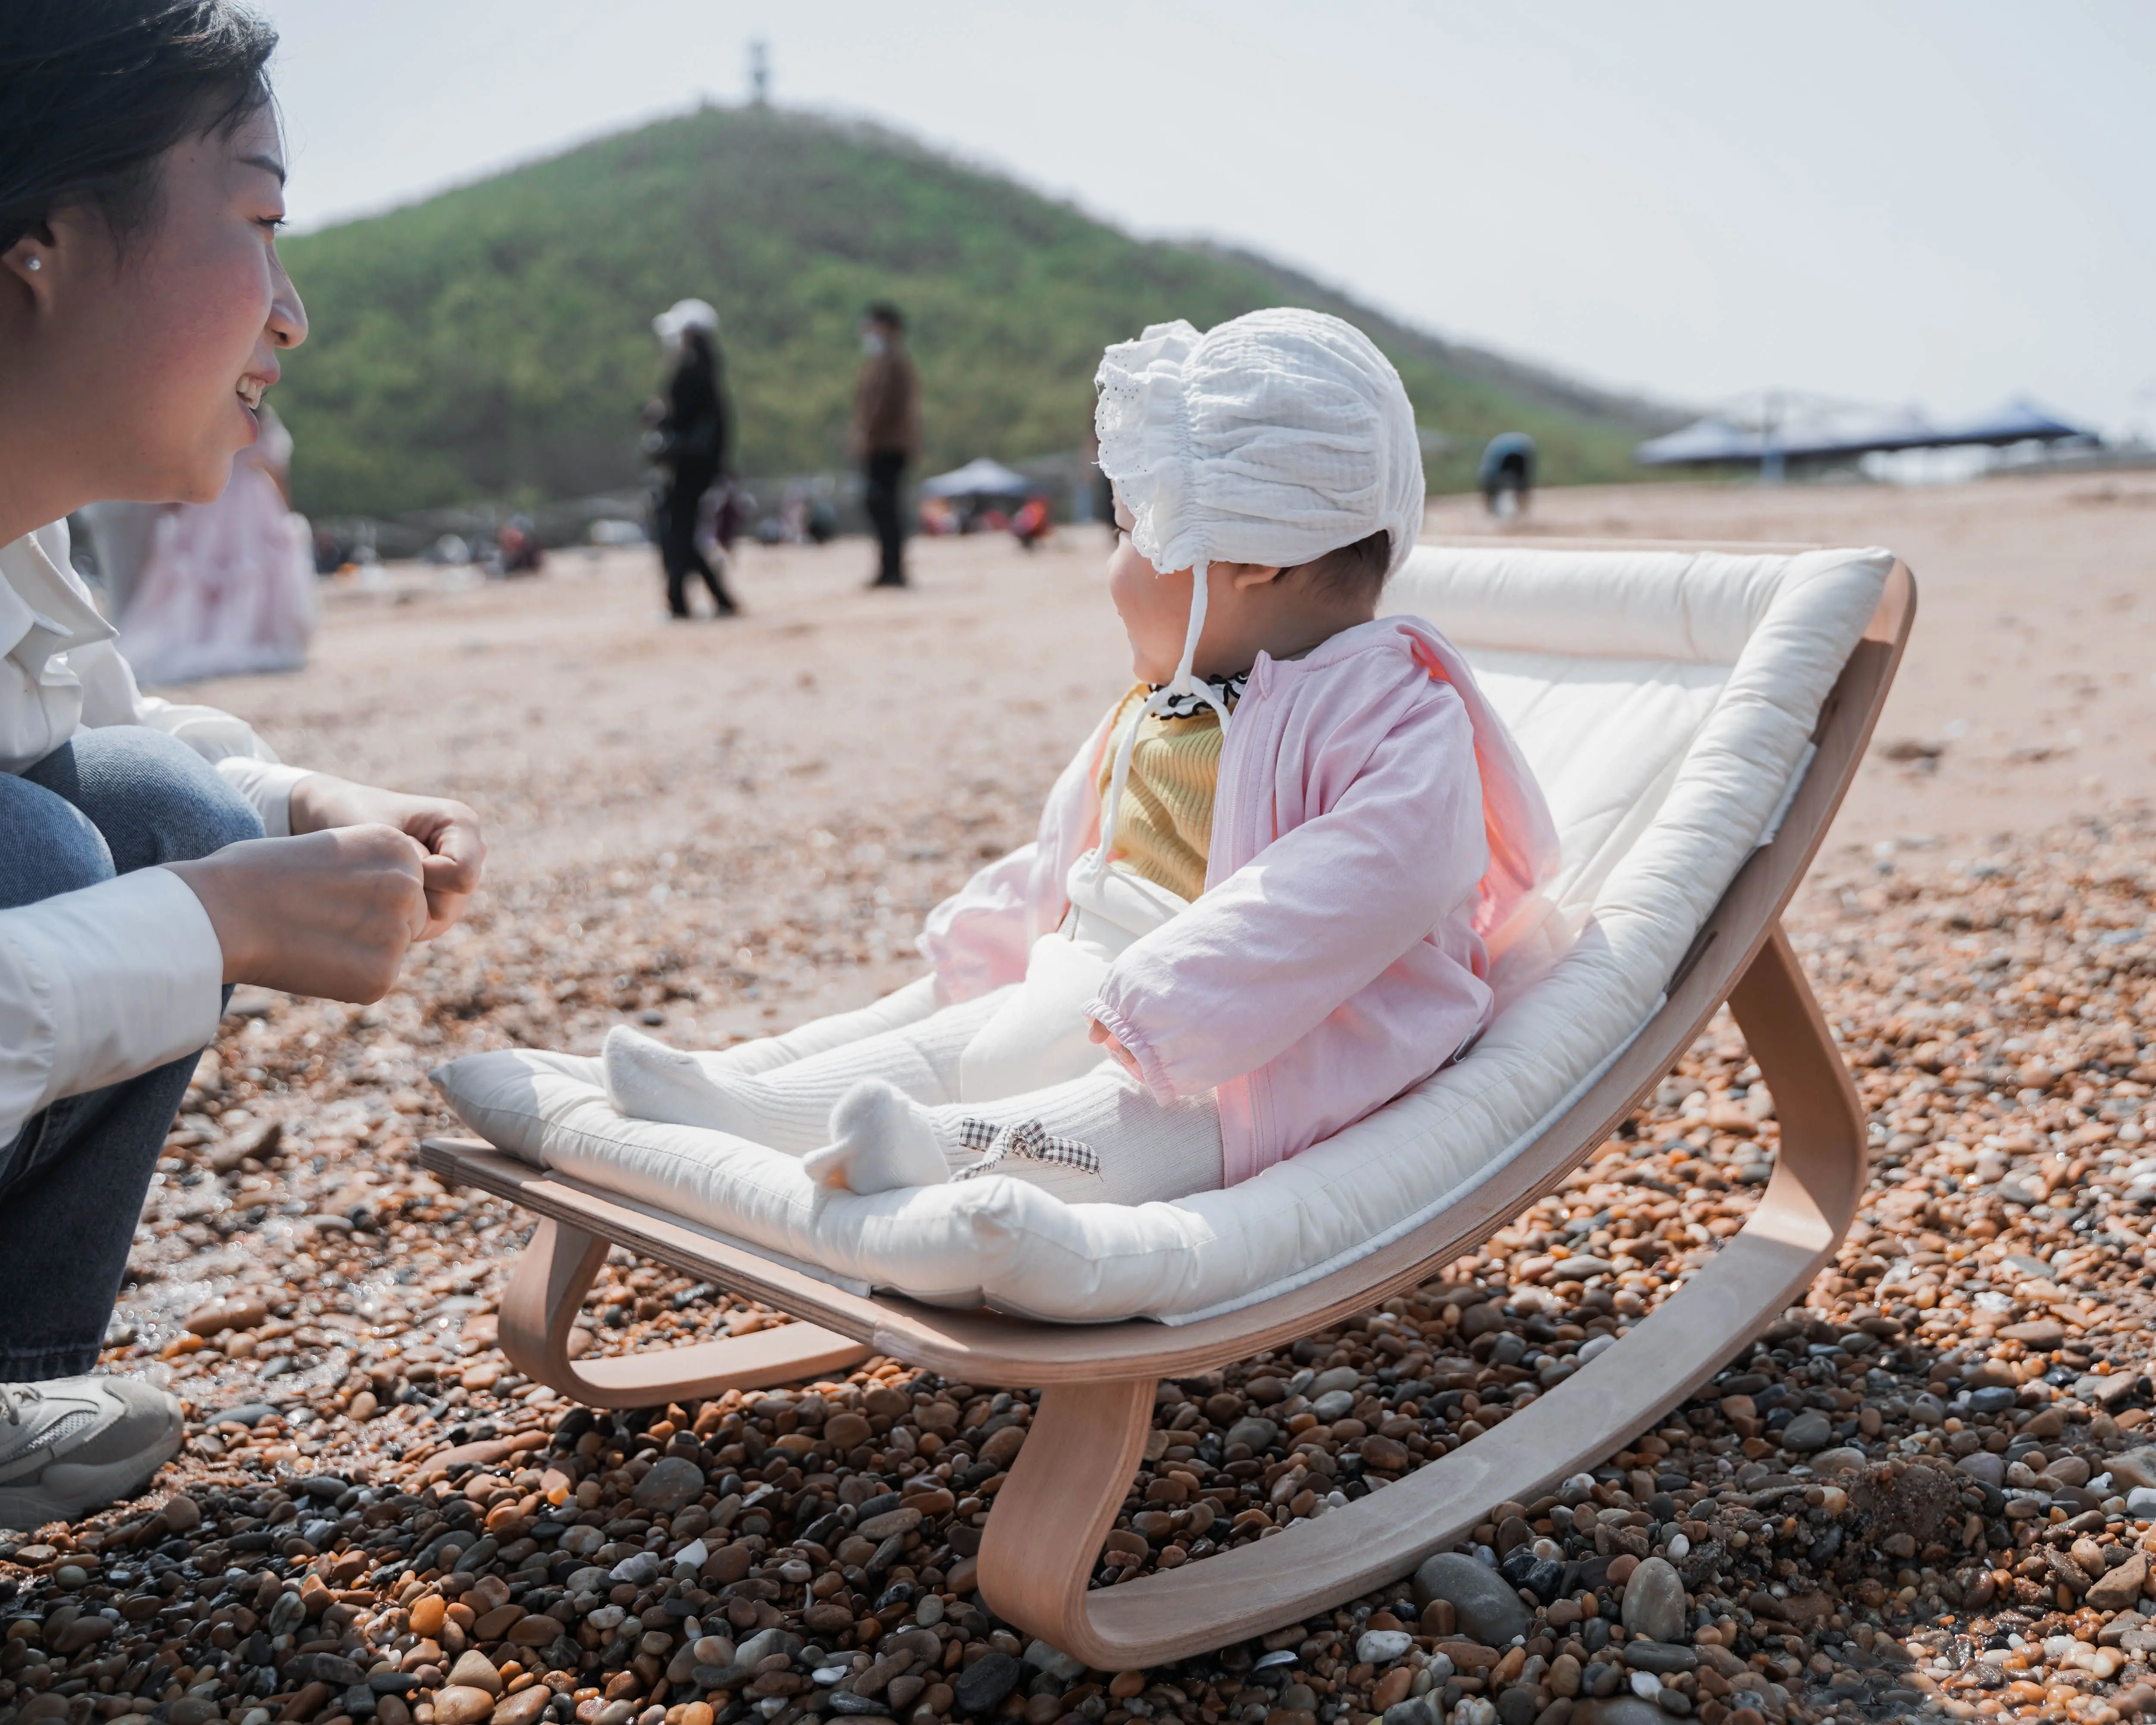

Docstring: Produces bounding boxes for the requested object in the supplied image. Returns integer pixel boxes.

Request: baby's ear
[1227,561,1288,592]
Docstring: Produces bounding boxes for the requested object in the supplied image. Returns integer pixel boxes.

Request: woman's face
[25,104,307,506]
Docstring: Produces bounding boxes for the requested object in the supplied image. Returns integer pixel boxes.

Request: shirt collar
[0,526,119,662]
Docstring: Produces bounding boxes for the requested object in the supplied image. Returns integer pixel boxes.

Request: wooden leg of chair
[498,1217,871,1410]
[975,923,1867,1669]
[976,1378,1156,1661]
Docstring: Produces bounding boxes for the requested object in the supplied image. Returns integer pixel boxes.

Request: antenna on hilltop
[749,40,770,107]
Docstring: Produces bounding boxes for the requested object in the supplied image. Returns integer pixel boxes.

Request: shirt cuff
[0,868,223,1112]
[215,758,313,838]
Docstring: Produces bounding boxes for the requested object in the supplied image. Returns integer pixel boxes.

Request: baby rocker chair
[424,534,1914,1667]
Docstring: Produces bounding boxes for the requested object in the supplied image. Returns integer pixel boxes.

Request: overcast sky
[259,1,2153,437]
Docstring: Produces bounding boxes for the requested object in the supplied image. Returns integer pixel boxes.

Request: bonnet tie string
[1090,559,1233,883]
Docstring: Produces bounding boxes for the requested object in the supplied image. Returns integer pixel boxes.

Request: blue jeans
[0,727,263,1379]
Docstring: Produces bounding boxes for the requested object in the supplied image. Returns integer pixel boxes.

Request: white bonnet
[1094,307,1424,581]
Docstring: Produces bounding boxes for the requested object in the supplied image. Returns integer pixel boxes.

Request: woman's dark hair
[0,1,278,255]
[865,301,905,333]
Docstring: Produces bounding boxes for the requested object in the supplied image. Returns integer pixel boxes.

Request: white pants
[614,859,1223,1204]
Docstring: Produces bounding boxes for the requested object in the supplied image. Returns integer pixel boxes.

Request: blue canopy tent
[1636,394,2094,472]
[920,458,1039,500]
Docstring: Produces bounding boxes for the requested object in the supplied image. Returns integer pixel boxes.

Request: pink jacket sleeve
[1087,684,1489,1098]
[915,841,1038,1004]
[917,704,1118,1003]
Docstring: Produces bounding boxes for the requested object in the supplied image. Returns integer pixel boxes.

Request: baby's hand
[1088,1017,1142,1079]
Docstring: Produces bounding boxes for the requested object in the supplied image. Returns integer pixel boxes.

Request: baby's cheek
[1109,562,1169,660]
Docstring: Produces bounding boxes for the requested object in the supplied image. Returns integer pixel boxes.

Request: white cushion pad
[434,544,1892,1323]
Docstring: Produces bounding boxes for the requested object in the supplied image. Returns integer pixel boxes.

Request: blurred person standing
[648,297,737,618]
[851,301,920,588]
[115,402,317,683]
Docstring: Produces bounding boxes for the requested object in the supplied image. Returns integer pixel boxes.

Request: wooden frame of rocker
[420,543,1915,1672]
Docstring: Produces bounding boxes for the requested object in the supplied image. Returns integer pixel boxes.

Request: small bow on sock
[952,1117,1101,1180]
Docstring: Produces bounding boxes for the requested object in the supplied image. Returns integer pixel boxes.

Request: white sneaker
[0,1376,184,1531]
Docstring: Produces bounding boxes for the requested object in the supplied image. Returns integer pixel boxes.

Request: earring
[25,257,40,272]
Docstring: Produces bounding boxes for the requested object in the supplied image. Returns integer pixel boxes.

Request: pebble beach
[3,472,2154,1725]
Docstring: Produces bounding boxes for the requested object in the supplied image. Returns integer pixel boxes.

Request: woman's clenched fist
[165,824,431,1003]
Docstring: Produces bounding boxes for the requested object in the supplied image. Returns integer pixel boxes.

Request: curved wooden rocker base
[974,924,1865,1669]
[496,1216,871,1408]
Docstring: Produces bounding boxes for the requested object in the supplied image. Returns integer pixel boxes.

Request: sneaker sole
[0,1424,185,1532]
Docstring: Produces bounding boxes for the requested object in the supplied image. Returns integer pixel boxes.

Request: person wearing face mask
[0,0,489,1525]
[849,301,921,589]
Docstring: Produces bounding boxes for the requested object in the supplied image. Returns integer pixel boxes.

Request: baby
[603,309,1557,1203]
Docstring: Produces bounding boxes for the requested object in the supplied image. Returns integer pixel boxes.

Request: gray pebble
[1355,1629,1413,1665]
[1956,1452,2006,1488]
[1574,1699,1673,1725]
[632,1455,707,1515]
[953,1649,1021,1715]
[1024,1640,1086,1682]
[1225,1416,1280,1452]
[1621,1643,1698,1674]
[1619,1555,1688,1645]
[1780,1410,1833,1452]
[610,1550,663,1584]
[1411,1550,1530,1647]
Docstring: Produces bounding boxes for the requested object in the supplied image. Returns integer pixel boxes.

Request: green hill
[275,105,1676,520]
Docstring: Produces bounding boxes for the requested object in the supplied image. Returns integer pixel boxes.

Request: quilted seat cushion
[433,543,1892,1323]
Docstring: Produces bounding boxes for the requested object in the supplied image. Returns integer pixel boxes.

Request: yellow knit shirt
[1095,684,1222,902]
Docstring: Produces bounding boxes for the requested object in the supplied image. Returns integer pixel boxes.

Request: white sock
[602,992,1006,1153]
[602,1026,741,1129]
[802,1065,1225,1204]
[802,1080,954,1192]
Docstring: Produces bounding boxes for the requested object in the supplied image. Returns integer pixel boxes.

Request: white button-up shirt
[0,520,313,1147]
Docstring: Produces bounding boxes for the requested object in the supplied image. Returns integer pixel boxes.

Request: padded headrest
[1387,543,1856,665]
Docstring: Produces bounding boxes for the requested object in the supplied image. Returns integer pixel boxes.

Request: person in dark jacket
[1477,431,1537,521]
[850,301,922,588]
[650,298,738,617]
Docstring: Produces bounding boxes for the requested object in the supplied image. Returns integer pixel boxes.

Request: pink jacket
[919,616,1559,1183]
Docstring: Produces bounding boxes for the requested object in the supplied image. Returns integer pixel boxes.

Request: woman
[0,0,488,1525]
[648,297,737,618]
